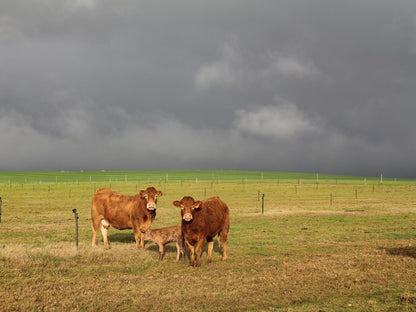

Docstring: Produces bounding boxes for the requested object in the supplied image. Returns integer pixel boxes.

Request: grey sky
[1,0,416,178]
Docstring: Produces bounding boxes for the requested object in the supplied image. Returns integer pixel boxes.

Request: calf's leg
[178,238,185,262]
[158,243,165,261]
[179,239,185,261]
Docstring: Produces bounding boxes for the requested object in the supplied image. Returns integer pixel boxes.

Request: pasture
[1,170,416,311]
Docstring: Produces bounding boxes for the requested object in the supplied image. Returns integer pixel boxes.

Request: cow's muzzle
[146,203,156,210]
[183,213,192,222]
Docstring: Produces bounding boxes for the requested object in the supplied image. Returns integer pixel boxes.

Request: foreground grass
[1,175,416,311]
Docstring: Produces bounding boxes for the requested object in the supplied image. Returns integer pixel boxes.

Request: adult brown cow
[173,196,229,267]
[91,187,162,248]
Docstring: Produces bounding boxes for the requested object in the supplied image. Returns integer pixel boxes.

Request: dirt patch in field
[237,206,415,217]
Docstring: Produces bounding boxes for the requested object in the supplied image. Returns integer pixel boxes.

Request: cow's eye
[180,205,184,210]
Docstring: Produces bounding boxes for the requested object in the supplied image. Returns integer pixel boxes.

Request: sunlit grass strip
[0,170,414,184]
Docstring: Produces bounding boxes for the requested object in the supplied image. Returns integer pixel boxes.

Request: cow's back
[91,188,143,229]
[191,197,229,237]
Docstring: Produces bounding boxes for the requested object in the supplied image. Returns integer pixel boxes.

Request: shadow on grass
[107,233,135,244]
[106,233,224,260]
[145,244,178,253]
[385,246,416,259]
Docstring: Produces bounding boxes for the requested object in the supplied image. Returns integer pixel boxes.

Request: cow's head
[173,196,202,222]
[139,187,163,211]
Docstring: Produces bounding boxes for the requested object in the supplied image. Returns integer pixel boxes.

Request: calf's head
[173,196,202,222]
[140,187,163,211]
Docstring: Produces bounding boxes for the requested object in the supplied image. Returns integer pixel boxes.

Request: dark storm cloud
[1,0,416,177]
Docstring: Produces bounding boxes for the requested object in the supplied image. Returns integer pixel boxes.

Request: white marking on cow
[101,219,110,229]
[147,203,156,210]
[183,213,193,221]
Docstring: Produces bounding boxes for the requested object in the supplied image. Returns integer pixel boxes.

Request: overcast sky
[1,0,416,178]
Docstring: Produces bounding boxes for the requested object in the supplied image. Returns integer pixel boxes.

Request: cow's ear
[173,201,181,207]
[139,190,146,198]
[157,191,163,197]
[194,201,202,209]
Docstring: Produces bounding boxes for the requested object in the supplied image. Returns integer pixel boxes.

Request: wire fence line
[0,170,413,185]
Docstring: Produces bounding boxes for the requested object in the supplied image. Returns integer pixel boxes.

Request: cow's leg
[221,241,227,261]
[133,227,141,249]
[220,221,229,261]
[91,216,102,246]
[220,231,228,261]
[91,228,97,246]
[195,238,205,267]
[139,232,145,249]
[207,238,214,263]
[91,230,98,246]
[100,220,110,247]
[185,240,195,266]
[175,242,180,262]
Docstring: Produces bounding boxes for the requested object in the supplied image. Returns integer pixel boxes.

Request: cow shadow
[145,244,178,253]
[144,240,223,258]
[106,233,183,251]
[384,246,416,259]
[107,233,135,244]
[105,234,223,259]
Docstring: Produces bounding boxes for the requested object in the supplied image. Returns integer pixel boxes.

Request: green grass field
[1,170,416,311]
[0,170,410,184]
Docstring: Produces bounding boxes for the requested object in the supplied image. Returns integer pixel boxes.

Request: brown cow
[173,196,229,267]
[91,187,162,248]
[143,225,185,262]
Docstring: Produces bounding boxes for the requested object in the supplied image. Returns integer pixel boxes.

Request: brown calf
[173,196,229,267]
[143,225,185,261]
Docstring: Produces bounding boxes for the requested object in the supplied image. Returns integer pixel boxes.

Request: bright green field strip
[0,170,413,184]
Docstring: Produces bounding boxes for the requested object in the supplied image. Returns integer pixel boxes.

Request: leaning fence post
[0,197,2,223]
[72,209,79,248]
[261,193,265,214]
